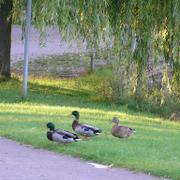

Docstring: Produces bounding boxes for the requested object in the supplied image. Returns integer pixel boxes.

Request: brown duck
[111,117,136,138]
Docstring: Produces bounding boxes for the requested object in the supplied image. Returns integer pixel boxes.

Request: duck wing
[55,129,74,138]
[82,124,98,130]
[73,125,93,136]
[121,126,136,133]
[76,124,101,136]
[52,131,75,143]
[81,124,102,134]
[115,126,135,138]
[61,129,80,139]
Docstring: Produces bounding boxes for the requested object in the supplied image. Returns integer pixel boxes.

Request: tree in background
[0,0,12,78]
[0,0,109,78]
[0,0,179,115]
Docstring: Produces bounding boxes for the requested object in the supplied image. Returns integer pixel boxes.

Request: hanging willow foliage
[10,0,179,58]
[6,0,180,103]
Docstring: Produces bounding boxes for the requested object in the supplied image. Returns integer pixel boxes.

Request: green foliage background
[1,0,180,114]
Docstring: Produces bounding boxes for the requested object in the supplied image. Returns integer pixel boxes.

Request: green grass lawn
[0,71,180,180]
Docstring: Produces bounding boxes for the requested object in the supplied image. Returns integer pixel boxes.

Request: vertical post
[23,0,32,99]
[90,53,95,72]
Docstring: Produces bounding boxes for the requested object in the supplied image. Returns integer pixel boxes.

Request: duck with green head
[111,117,136,138]
[46,122,81,143]
[71,111,102,137]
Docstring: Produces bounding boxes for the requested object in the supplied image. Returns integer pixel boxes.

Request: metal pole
[23,0,32,99]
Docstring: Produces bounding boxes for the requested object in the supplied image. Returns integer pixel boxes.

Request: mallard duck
[46,122,81,143]
[111,117,135,138]
[71,110,102,137]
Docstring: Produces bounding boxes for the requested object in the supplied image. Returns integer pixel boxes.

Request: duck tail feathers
[94,130,102,135]
[98,129,102,133]
[75,138,81,142]
[95,132,101,135]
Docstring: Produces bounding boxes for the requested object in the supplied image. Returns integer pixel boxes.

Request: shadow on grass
[0,78,160,120]
[0,111,61,118]
[0,77,105,104]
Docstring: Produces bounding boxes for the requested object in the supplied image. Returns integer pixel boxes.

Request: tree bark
[167,34,173,83]
[90,53,95,72]
[0,0,13,78]
[146,48,154,92]
[135,63,143,97]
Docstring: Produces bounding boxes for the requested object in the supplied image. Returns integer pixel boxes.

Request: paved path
[0,137,161,180]
[11,25,87,64]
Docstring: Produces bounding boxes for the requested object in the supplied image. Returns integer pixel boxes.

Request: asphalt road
[0,137,161,180]
[11,25,87,63]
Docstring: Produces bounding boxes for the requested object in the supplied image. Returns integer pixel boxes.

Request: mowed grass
[0,71,180,180]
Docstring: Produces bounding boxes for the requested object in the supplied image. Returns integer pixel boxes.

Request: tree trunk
[167,34,173,83]
[0,0,13,78]
[146,48,154,92]
[90,53,95,72]
[135,63,143,97]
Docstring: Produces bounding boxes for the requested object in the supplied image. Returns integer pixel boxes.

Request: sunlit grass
[0,72,180,180]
